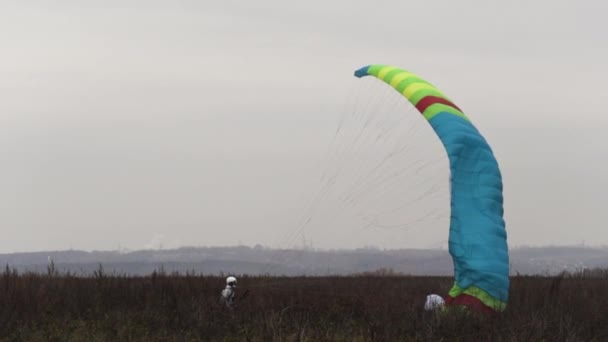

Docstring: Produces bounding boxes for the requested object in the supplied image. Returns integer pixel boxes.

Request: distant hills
[1,245,607,276]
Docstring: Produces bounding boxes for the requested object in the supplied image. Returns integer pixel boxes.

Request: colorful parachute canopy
[354,65,509,312]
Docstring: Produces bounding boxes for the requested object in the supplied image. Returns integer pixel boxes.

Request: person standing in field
[220,276,237,308]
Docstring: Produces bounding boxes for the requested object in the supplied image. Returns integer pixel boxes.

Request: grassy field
[1,266,607,341]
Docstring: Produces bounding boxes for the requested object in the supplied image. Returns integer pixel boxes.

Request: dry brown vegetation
[1,265,607,341]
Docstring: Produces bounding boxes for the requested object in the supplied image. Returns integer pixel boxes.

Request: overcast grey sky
[1,1,607,253]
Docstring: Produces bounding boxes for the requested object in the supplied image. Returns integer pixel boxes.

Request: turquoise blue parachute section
[430,113,509,304]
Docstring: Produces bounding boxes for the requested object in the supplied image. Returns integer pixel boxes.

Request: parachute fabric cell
[354,64,509,312]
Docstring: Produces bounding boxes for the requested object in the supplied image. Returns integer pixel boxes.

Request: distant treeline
[2,245,608,276]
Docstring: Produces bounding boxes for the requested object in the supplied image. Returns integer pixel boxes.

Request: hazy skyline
[1,1,607,253]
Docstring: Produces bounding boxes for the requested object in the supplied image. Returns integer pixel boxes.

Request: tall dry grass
[1,265,607,341]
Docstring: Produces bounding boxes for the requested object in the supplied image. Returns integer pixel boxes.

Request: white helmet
[226,276,237,287]
[424,294,445,311]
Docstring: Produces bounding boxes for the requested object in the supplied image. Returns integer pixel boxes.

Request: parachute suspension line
[358,184,447,225]
[337,116,426,204]
[290,79,390,239]
[268,66,451,269]
[341,75,448,233]
[322,88,387,185]
[294,74,446,243]
[320,79,361,183]
[257,80,373,274]
[300,80,377,234]
[325,94,445,233]
[334,92,417,199]
[359,208,441,230]
[259,79,385,273]
[302,85,412,234]
[345,156,446,208]
[356,174,446,214]
[298,78,413,248]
